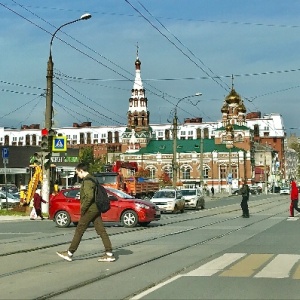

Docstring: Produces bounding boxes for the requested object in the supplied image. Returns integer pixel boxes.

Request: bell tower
[122,45,152,153]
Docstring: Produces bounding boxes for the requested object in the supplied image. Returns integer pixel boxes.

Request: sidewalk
[0,215,31,222]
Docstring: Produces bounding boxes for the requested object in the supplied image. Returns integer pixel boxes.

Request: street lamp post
[225,123,234,195]
[172,93,202,188]
[42,13,91,212]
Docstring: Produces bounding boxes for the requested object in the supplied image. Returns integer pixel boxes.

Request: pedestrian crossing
[184,253,300,279]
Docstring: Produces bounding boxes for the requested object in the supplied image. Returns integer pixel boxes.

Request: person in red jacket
[33,188,47,220]
[289,179,300,217]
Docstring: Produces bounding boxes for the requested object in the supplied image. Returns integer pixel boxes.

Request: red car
[49,186,161,228]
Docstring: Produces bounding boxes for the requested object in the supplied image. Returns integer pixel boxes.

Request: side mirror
[108,195,118,201]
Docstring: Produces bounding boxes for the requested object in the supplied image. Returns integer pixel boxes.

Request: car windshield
[105,187,134,199]
[181,190,196,196]
[153,191,175,198]
[94,175,117,184]
[0,191,19,200]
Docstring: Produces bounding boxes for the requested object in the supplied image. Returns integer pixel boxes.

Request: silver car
[181,188,205,210]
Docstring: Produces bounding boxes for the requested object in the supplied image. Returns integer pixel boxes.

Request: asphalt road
[0,193,295,299]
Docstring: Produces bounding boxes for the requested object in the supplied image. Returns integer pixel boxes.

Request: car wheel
[55,211,71,228]
[180,204,185,213]
[73,222,78,226]
[139,222,150,227]
[121,210,138,228]
[195,201,200,210]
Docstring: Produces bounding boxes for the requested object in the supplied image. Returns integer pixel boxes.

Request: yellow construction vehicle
[24,164,43,205]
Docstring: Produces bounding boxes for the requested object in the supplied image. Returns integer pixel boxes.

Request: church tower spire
[122,46,152,153]
[127,45,149,131]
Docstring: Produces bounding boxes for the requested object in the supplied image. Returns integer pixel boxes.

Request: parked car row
[49,186,206,228]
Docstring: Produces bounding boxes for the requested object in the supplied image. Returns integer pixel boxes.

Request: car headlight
[135,203,150,209]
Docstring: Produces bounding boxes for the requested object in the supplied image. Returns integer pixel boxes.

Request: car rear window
[63,189,80,198]
[181,190,196,196]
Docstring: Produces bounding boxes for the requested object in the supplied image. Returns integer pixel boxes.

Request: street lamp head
[195,92,202,96]
[80,13,92,20]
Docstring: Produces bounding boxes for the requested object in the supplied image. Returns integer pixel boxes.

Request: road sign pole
[41,152,50,214]
[1,148,9,211]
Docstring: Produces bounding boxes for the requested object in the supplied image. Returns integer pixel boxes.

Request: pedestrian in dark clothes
[240,181,250,218]
[33,189,47,220]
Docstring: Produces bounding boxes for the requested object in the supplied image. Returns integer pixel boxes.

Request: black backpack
[84,177,111,213]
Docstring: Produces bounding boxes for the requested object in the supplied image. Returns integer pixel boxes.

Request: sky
[1,0,300,134]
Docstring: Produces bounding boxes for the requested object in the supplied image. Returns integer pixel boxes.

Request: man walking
[56,163,115,262]
[240,180,250,218]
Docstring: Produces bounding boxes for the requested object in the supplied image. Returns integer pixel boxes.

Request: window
[12,137,17,142]
[163,166,173,180]
[232,166,237,179]
[73,135,77,140]
[94,134,98,139]
[220,166,226,179]
[188,130,193,136]
[66,135,71,139]
[203,167,209,179]
[180,131,186,136]
[157,131,163,137]
[101,133,106,138]
[147,167,156,179]
[181,166,191,179]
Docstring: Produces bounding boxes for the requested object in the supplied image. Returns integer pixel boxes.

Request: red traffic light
[41,128,49,136]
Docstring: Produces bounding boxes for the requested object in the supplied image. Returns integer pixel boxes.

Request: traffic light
[40,128,56,152]
[44,152,51,170]
[33,152,43,165]
[41,128,50,151]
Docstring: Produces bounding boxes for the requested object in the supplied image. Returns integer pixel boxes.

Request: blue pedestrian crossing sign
[52,136,67,152]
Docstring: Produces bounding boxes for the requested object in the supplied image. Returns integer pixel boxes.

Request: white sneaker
[98,253,116,262]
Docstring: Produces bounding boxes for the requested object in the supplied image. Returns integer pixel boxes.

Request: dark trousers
[289,200,300,217]
[69,210,112,254]
[35,208,44,219]
[241,196,249,217]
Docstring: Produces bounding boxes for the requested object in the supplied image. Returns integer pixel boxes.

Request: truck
[94,169,160,199]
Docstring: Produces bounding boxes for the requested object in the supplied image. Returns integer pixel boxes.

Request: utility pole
[171,93,202,188]
[264,142,268,194]
[172,113,178,188]
[200,128,204,187]
[42,14,92,213]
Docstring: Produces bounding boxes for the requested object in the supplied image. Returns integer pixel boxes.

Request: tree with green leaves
[78,146,105,174]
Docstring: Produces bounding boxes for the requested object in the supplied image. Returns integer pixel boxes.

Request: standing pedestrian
[240,181,250,218]
[289,179,300,217]
[56,162,115,262]
[33,188,47,220]
[211,186,215,197]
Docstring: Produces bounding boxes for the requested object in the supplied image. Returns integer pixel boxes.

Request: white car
[280,187,290,195]
[150,189,185,213]
[181,188,205,210]
[0,191,20,208]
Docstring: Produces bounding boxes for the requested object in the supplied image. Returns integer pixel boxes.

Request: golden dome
[237,101,246,113]
[225,88,241,105]
[225,123,234,133]
[221,102,229,113]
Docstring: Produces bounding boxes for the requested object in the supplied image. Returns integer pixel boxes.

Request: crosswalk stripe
[184,253,246,276]
[219,254,273,277]
[254,254,300,278]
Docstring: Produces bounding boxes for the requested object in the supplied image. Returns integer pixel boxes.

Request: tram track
[0,197,286,299]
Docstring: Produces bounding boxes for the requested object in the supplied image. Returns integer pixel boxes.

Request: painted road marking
[254,254,300,278]
[220,253,274,277]
[184,253,246,276]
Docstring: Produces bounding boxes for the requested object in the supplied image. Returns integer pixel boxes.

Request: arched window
[146,166,156,179]
[181,165,191,179]
[163,166,173,180]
